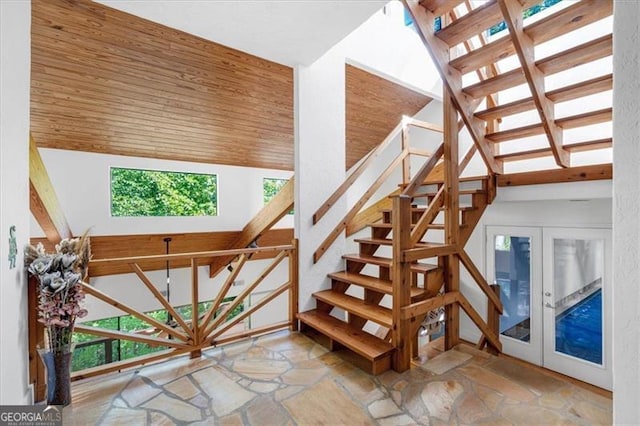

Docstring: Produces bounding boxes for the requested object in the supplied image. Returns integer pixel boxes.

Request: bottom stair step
[297,310,394,362]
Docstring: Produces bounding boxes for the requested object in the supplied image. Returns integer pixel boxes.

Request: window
[110,167,217,217]
[489,0,562,35]
[263,177,293,214]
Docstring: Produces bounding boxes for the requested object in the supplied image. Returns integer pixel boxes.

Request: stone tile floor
[63,330,612,425]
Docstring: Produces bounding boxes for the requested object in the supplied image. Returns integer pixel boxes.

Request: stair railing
[312,116,445,263]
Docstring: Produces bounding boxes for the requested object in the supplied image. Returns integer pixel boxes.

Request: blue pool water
[555,290,602,364]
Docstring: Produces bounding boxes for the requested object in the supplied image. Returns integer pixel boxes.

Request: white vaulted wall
[0,0,32,404]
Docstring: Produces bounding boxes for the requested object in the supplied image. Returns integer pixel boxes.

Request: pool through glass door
[486,226,611,390]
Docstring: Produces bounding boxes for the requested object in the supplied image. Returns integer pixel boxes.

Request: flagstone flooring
[63,330,612,425]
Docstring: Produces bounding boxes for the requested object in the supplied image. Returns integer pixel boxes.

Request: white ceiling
[97,0,388,66]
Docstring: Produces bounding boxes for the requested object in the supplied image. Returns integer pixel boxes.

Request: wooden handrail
[313,122,403,225]
[90,244,294,265]
[410,187,444,246]
[29,241,299,390]
[313,149,409,263]
[401,143,445,197]
[404,117,444,133]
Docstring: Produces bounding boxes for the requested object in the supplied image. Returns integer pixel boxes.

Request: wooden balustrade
[29,241,299,390]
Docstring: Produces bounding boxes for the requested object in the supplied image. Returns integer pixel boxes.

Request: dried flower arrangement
[24,233,91,354]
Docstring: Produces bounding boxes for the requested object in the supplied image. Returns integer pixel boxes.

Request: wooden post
[190,259,201,358]
[391,195,412,372]
[444,89,461,350]
[288,239,299,331]
[401,125,411,185]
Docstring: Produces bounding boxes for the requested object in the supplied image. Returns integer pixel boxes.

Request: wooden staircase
[299,176,492,374]
[403,0,613,173]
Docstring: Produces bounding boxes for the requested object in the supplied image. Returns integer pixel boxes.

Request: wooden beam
[391,195,412,372]
[402,0,503,174]
[29,133,72,242]
[444,92,459,245]
[74,324,190,349]
[400,291,459,320]
[497,163,612,186]
[209,176,294,277]
[402,143,444,196]
[445,255,461,350]
[457,250,503,314]
[498,0,569,168]
[457,293,502,352]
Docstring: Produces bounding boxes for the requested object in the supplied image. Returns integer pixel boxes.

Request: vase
[38,348,73,406]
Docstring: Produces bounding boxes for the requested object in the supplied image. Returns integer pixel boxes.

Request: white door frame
[542,227,612,390]
[486,226,543,366]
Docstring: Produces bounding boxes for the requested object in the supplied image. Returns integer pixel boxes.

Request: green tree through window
[263,177,293,214]
[111,167,217,216]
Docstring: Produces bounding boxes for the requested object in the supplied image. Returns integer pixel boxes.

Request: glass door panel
[543,228,611,390]
[487,226,542,365]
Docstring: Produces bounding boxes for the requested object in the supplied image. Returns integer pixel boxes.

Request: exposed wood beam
[497,164,612,187]
[402,0,503,174]
[498,0,569,167]
[29,133,73,243]
[208,177,294,277]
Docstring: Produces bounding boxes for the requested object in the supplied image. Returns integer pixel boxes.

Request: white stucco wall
[612,1,640,422]
[0,0,32,404]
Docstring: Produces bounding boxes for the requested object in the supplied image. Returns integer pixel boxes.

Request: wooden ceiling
[31,0,432,172]
[346,65,433,169]
[407,0,613,174]
[31,0,294,170]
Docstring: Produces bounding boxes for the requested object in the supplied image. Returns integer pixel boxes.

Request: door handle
[544,292,551,297]
[544,302,554,308]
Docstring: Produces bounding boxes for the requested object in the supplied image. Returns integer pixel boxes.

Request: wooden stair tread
[314,290,392,328]
[450,1,611,75]
[342,253,440,274]
[370,223,416,230]
[420,0,464,17]
[413,189,485,198]
[329,271,425,298]
[435,1,503,47]
[297,310,393,361]
[354,237,433,248]
[495,138,613,162]
[475,74,613,121]
[486,108,612,143]
[463,35,612,99]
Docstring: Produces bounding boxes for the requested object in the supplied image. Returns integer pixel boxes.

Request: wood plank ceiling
[31,0,431,172]
[346,65,433,169]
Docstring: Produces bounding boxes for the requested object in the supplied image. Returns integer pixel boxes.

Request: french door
[486,226,612,390]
